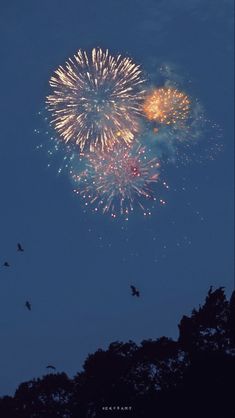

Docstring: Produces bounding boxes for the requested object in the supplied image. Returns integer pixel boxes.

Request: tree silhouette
[177,287,235,418]
[13,373,73,418]
[0,287,234,417]
[179,287,232,354]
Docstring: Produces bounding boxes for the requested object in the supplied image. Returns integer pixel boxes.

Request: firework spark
[71,144,166,219]
[47,48,145,152]
[143,87,190,126]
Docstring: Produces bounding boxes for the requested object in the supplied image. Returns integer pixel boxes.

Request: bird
[3,262,10,267]
[46,365,56,371]
[25,301,31,311]
[17,243,24,252]
[130,285,140,297]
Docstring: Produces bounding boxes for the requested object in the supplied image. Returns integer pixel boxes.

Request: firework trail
[47,48,145,152]
[143,87,190,126]
[71,144,167,219]
[35,112,77,175]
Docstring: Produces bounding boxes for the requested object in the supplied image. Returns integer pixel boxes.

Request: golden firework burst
[143,87,190,125]
[46,48,145,152]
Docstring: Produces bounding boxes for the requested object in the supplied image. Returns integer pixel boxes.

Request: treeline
[0,287,234,417]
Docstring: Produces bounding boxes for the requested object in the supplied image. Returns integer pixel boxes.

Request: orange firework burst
[143,87,190,126]
[46,48,145,152]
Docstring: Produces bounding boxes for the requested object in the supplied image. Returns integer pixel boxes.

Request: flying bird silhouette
[130,285,140,297]
[46,365,56,370]
[25,301,31,311]
[17,243,24,252]
[3,262,10,267]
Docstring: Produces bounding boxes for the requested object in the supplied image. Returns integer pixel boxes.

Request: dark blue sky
[0,0,233,395]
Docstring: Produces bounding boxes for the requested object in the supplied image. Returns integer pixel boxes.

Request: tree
[178,287,232,354]
[14,373,73,418]
[178,287,235,418]
[0,288,234,417]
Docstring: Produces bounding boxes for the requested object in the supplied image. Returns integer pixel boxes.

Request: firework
[143,99,223,166]
[35,112,76,175]
[143,87,190,126]
[46,48,145,152]
[71,144,165,219]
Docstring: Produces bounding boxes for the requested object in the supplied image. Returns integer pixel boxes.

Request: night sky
[0,0,233,396]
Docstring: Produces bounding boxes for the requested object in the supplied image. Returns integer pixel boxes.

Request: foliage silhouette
[0,287,234,417]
